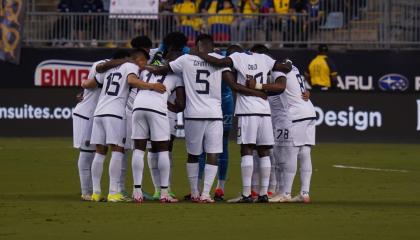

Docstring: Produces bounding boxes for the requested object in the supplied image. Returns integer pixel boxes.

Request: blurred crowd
[53,0,367,47]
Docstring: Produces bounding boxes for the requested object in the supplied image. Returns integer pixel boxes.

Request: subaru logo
[378,74,409,91]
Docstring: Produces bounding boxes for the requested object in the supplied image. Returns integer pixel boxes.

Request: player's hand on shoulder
[246,75,257,89]
[144,65,158,73]
[302,90,310,101]
[152,83,166,93]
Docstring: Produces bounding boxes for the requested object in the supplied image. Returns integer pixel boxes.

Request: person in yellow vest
[173,0,203,31]
[266,0,292,41]
[305,44,338,90]
[231,0,260,42]
[208,0,234,26]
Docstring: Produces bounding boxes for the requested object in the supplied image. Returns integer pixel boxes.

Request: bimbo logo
[35,60,92,87]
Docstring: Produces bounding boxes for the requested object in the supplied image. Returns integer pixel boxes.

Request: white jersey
[169,53,227,120]
[229,52,276,116]
[94,62,139,119]
[73,60,106,119]
[126,88,138,112]
[271,65,316,122]
[133,70,183,115]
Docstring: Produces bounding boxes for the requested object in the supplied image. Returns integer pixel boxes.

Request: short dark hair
[130,36,153,50]
[318,44,328,53]
[131,48,150,60]
[250,44,269,54]
[163,32,188,51]
[226,45,243,56]
[112,49,130,59]
[195,34,214,46]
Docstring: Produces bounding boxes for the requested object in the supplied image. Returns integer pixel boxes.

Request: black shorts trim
[94,114,123,120]
[292,117,317,123]
[73,113,89,120]
[133,108,166,116]
[184,118,223,121]
[235,114,271,117]
[80,148,96,153]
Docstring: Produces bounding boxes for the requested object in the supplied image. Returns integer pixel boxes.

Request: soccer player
[146,34,266,203]
[192,45,291,203]
[130,50,186,203]
[269,60,316,203]
[82,49,166,202]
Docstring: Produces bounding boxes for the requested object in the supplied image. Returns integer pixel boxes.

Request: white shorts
[131,110,170,142]
[125,109,133,149]
[237,116,274,146]
[272,114,294,147]
[184,120,223,155]
[273,145,299,166]
[90,116,126,147]
[168,111,177,136]
[290,119,316,146]
[72,114,95,151]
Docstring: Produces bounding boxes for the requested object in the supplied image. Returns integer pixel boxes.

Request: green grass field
[1,138,420,240]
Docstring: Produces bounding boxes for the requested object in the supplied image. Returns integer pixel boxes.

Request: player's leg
[282,146,300,199]
[268,149,277,198]
[121,109,133,197]
[149,113,177,203]
[200,120,223,203]
[251,150,260,200]
[168,134,176,197]
[105,117,127,202]
[291,145,312,203]
[130,110,150,203]
[198,152,206,192]
[90,117,108,202]
[214,130,229,201]
[184,120,205,201]
[147,148,160,199]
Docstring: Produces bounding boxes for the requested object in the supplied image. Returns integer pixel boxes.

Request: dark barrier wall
[1,89,419,142]
[1,48,420,92]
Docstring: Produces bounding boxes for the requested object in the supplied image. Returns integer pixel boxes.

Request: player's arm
[96,58,130,73]
[144,64,172,75]
[326,57,338,89]
[174,87,186,112]
[81,78,97,89]
[222,71,267,99]
[193,51,233,68]
[247,75,286,93]
[302,90,310,101]
[127,73,166,93]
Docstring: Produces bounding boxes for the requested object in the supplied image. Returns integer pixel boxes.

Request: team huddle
[72,32,316,204]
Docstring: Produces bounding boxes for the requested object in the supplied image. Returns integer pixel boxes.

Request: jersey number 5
[105,72,122,96]
[196,70,210,94]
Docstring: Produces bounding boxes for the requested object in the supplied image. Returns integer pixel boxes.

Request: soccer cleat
[269,193,292,203]
[184,193,192,201]
[152,191,161,200]
[132,191,144,203]
[256,195,269,203]
[227,195,254,203]
[214,188,224,201]
[107,193,128,203]
[81,194,92,201]
[169,191,177,198]
[267,191,274,199]
[290,194,311,203]
[91,193,105,202]
[199,194,215,203]
[160,194,179,203]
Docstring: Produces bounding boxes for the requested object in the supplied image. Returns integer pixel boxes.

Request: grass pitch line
[333,164,410,173]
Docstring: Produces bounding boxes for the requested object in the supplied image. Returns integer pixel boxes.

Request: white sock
[109,151,124,195]
[299,146,312,195]
[147,152,160,192]
[268,152,277,193]
[78,151,94,195]
[273,146,284,194]
[158,151,170,188]
[91,153,106,194]
[168,151,173,189]
[132,149,145,188]
[202,164,218,197]
[283,147,299,195]
[241,155,253,196]
[251,152,259,194]
[217,180,225,190]
[119,152,128,193]
[259,156,271,196]
[186,162,199,195]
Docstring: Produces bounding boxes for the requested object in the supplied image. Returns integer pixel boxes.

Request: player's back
[229,52,274,116]
[94,62,139,119]
[133,70,182,115]
[273,65,316,122]
[169,53,224,120]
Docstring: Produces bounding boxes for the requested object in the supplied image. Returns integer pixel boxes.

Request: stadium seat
[179,25,198,46]
[320,12,344,29]
[210,24,230,42]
